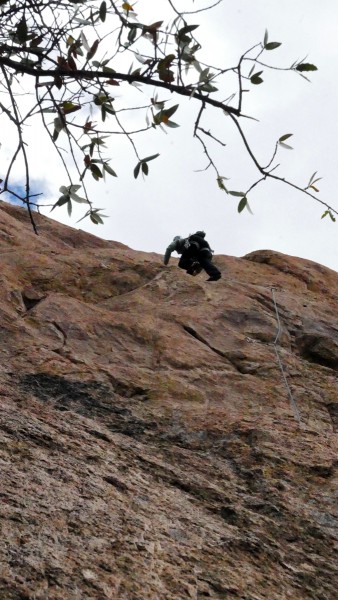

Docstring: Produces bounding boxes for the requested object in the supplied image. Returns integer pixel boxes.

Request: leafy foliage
[296,63,318,72]
[0,0,335,231]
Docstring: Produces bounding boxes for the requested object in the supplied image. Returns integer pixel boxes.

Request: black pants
[178,250,221,279]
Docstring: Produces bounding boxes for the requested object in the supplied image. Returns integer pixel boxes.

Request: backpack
[175,237,191,253]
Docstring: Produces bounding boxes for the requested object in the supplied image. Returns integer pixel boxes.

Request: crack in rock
[327,403,338,432]
[51,321,67,348]
[183,324,248,374]
[21,288,47,311]
[183,324,229,360]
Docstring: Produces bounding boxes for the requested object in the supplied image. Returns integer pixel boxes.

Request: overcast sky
[3,0,338,272]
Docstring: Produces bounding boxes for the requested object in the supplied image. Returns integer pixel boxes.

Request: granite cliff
[0,201,337,599]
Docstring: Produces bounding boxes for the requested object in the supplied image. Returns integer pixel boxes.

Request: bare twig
[0,65,38,234]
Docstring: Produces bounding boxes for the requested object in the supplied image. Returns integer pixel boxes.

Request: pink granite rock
[0,201,337,599]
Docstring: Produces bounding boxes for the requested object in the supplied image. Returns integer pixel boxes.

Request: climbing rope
[271,287,301,423]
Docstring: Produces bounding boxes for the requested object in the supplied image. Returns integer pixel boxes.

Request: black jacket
[164,234,213,265]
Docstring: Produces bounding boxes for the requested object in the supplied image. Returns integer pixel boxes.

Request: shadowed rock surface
[0,201,337,600]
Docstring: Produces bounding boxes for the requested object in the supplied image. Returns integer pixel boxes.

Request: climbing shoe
[187,262,202,276]
[192,264,203,276]
[206,274,221,281]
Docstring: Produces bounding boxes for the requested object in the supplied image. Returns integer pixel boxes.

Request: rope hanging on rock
[271,287,301,424]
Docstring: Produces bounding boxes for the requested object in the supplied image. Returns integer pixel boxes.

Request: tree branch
[230,113,338,217]
[0,57,240,116]
[0,64,38,234]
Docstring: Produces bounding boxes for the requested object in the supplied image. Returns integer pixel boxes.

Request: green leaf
[87,209,107,225]
[308,171,318,186]
[153,111,162,125]
[57,194,70,206]
[128,26,137,44]
[62,101,81,114]
[263,29,269,46]
[134,162,141,179]
[103,163,117,177]
[74,17,92,26]
[199,67,210,83]
[122,2,134,11]
[70,185,81,193]
[60,184,81,194]
[141,153,160,163]
[102,66,116,74]
[157,54,175,73]
[264,42,281,50]
[279,133,293,143]
[306,171,322,188]
[296,63,318,72]
[66,35,75,47]
[104,105,115,115]
[216,176,228,192]
[99,1,107,22]
[248,64,255,78]
[246,201,254,215]
[321,210,336,222]
[165,120,180,128]
[163,104,179,119]
[176,25,198,43]
[250,73,263,85]
[67,201,72,217]
[81,32,90,52]
[158,106,180,124]
[90,164,103,180]
[279,142,293,150]
[30,34,44,48]
[179,24,199,35]
[16,17,28,43]
[90,136,108,146]
[238,197,247,213]
[54,76,63,90]
[70,193,87,203]
[144,21,163,34]
[54,117,64,133]
[90,213,101,224]
[229,191,246,197]
[199,83,218,93]
[131,68,141,77]
[87,39,99,61]
[51,194,69,211]
[134,154,160,179]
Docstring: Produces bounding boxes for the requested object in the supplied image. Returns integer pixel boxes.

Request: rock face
[0,201,337,600]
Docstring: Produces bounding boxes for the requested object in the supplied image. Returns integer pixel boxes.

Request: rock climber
[163,231,221,281]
